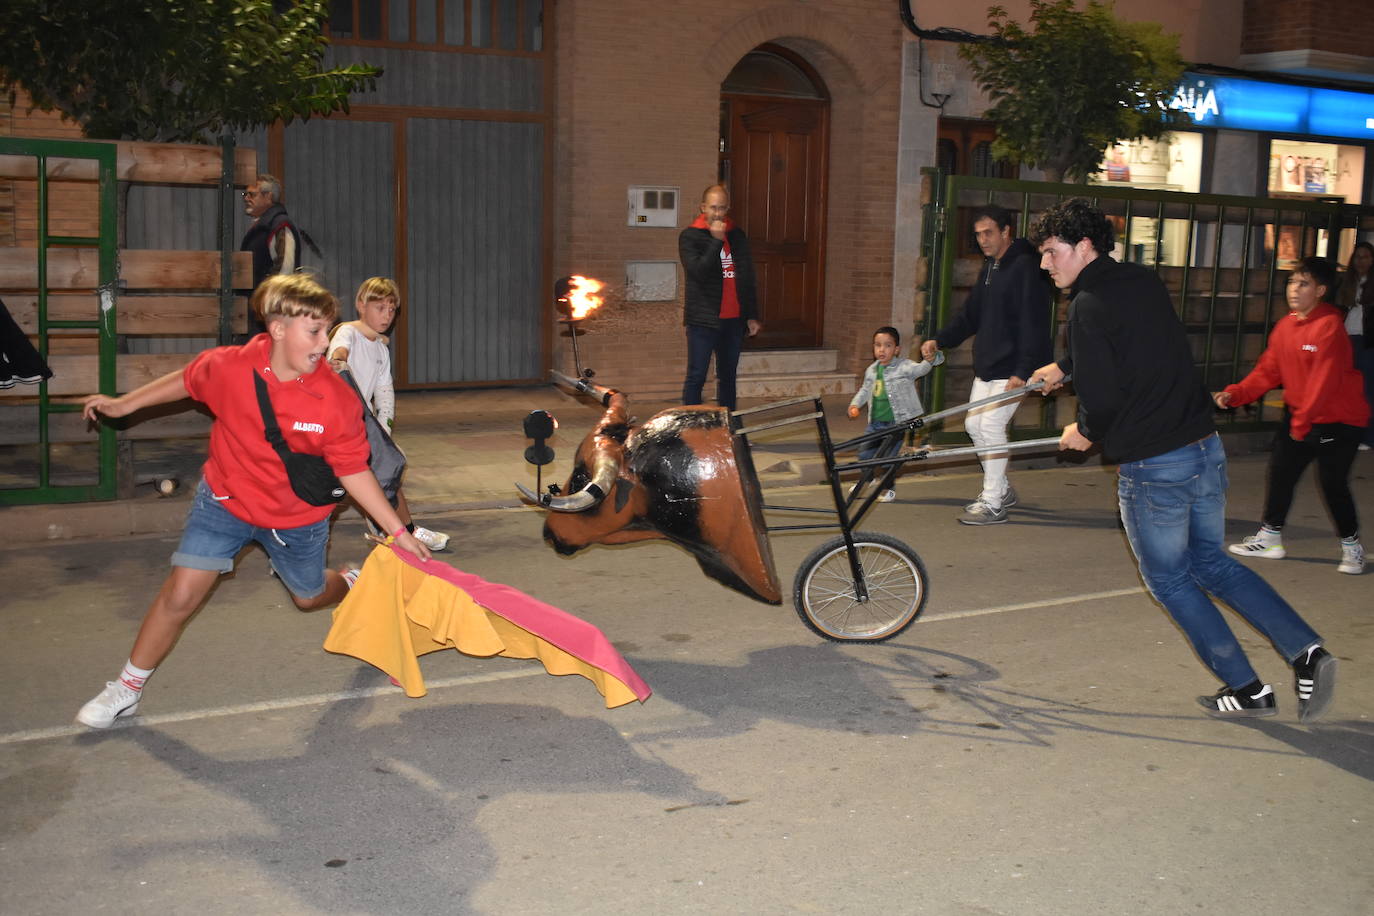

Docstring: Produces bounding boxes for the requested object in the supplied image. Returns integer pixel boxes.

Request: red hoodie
[689,214,741,319]
[1223,302,1370,440]
[184,334,371,528]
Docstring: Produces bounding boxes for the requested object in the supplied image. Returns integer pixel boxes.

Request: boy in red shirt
[76,274,431,728]
[1215,256,1370,575]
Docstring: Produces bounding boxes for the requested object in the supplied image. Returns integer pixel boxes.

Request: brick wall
[552,0,904,398]
[1242,0,1374,56]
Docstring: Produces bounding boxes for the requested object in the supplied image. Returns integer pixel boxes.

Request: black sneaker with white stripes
[1293,646,1336,723]
[1197,680,1277,719]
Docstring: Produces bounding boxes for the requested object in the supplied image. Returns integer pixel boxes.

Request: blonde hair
[252,273,338,324]
[356,276,401,308]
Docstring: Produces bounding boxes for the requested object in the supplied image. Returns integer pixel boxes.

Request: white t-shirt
[1346,275,1366,337]
[329,322,395,426]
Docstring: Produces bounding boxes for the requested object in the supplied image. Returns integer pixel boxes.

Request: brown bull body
[539,397,781,604]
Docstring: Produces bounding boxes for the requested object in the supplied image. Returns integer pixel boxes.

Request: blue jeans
[858,420,901,462]
[173,479,331,599]
[683,319,745,410]
[1117,433,1320,689]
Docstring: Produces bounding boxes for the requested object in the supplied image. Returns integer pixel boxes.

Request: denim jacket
[849,354,944,423]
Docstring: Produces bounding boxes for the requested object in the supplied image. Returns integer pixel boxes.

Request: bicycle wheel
[792,531,928,642]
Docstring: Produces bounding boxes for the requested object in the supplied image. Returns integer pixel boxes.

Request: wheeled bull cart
[730,383,1061,643]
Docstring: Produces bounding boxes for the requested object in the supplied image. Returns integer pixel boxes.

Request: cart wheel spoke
[792,532,928,642]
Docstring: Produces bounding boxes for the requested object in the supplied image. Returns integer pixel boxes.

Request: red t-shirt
[691,214,741,319]
[1223,302,1370,440]
[184,334,371,528]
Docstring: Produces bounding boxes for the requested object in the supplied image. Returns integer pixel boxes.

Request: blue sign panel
[1171,72,1374,141]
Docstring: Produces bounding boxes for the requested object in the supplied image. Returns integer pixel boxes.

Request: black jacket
[678,225,759,328]
[1058,256,1215,463]
[935,237,1052,381]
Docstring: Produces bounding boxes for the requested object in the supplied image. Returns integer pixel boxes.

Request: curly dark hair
[1029,198,1115,254]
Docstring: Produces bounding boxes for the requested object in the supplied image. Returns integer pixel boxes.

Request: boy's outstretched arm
[82,368,190,422]
[339,469,432,561]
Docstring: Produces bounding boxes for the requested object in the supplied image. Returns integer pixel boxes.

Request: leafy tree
[1,0,381,143]
[960,1,1186,183]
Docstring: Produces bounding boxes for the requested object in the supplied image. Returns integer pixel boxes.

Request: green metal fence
[0,137,119,504]
[918,169,1374,444]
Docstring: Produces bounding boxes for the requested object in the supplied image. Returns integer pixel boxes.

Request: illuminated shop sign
[1170,72,1374,141]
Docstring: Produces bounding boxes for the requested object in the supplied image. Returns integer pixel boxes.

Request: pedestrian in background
[679,184,761,411]
[1335,240,1374,450]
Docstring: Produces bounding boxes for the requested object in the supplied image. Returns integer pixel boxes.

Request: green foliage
[1,0,381,143]
[960,1,1187,183]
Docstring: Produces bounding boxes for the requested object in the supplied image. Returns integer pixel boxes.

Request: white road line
[2,587,1147,746]
[922,587,1143,622]
[0,667,543,747]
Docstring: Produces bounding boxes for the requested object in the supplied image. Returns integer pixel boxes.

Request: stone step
[736,371,855,400]
[738,348,840,374]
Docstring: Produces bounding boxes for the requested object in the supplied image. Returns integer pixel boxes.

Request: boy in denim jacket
[848,326,942,501]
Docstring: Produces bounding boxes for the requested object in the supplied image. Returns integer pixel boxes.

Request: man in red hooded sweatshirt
[1215,255,1370,575]
[678,184,761,411]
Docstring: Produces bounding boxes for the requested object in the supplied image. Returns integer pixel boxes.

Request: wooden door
[723,95,829,349]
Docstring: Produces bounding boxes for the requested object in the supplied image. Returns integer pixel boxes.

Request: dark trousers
[1262,421,1362,539]
[683,318,745,410]
[1351,335,1374,446]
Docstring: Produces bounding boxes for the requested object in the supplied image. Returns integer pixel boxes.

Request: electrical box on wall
[627,186,679,228]
[625,261,678,301]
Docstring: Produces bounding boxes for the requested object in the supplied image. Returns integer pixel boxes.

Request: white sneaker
[877,489,896,503]
[1338,540,1365,575]
[76,681,141,729]
[1228,529,1285,559]
[412,526,450,551]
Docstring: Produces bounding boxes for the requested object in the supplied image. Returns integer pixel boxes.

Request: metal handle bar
[836,377,1066,454]
[837,435,1064,473]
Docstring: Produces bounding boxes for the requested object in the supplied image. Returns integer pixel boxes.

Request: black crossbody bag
[253,370,347,505]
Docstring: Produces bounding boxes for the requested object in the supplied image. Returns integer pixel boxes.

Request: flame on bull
[564,275,604,320]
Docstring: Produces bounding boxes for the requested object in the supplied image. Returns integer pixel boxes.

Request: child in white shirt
[329,277,450,550]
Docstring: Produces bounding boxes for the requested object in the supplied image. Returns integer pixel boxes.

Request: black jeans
[1262,421,1362,539]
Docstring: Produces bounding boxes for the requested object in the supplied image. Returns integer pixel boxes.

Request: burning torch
[554,274,604,380]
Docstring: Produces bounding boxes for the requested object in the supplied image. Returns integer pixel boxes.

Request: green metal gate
[0,137,119,504]
[918,169,1370,444]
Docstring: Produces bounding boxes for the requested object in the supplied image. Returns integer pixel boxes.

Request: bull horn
[516,457,618,512]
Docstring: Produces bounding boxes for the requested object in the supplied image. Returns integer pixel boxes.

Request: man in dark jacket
[921,204,1051,524]
[678,184,760,411]
[239,174,301,339]
[1029,198,1336,722]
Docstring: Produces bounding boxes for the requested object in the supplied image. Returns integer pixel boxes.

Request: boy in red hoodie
[75,274,431,728]
[1215,256,1370,575]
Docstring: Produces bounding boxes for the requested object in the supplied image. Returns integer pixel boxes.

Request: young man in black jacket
[1028,198,1335,722]
[922,204,1051,524]
[678,185,761,411]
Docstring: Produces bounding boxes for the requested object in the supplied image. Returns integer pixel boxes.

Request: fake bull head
[518,390,781,605]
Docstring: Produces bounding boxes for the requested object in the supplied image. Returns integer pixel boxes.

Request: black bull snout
[541,407,782,604]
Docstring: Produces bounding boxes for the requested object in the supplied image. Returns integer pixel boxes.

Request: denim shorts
[172,479,330,599]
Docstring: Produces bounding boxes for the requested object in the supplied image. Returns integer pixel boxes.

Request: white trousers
[965,377,1019,506]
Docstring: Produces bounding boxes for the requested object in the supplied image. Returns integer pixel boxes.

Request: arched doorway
[720,45,830,349]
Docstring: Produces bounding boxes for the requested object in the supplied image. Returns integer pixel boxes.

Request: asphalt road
[2,454,1372,915]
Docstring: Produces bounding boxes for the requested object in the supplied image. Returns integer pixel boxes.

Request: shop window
[1089,132,1204,266]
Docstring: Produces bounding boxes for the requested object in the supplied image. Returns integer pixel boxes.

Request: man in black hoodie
[1028,198,1335,722]
[922,204,1051,524]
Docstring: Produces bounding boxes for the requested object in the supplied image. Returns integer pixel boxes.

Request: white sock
[119,660,155,693]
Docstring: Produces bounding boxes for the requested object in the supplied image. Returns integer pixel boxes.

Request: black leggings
[1261,422,1362,539]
